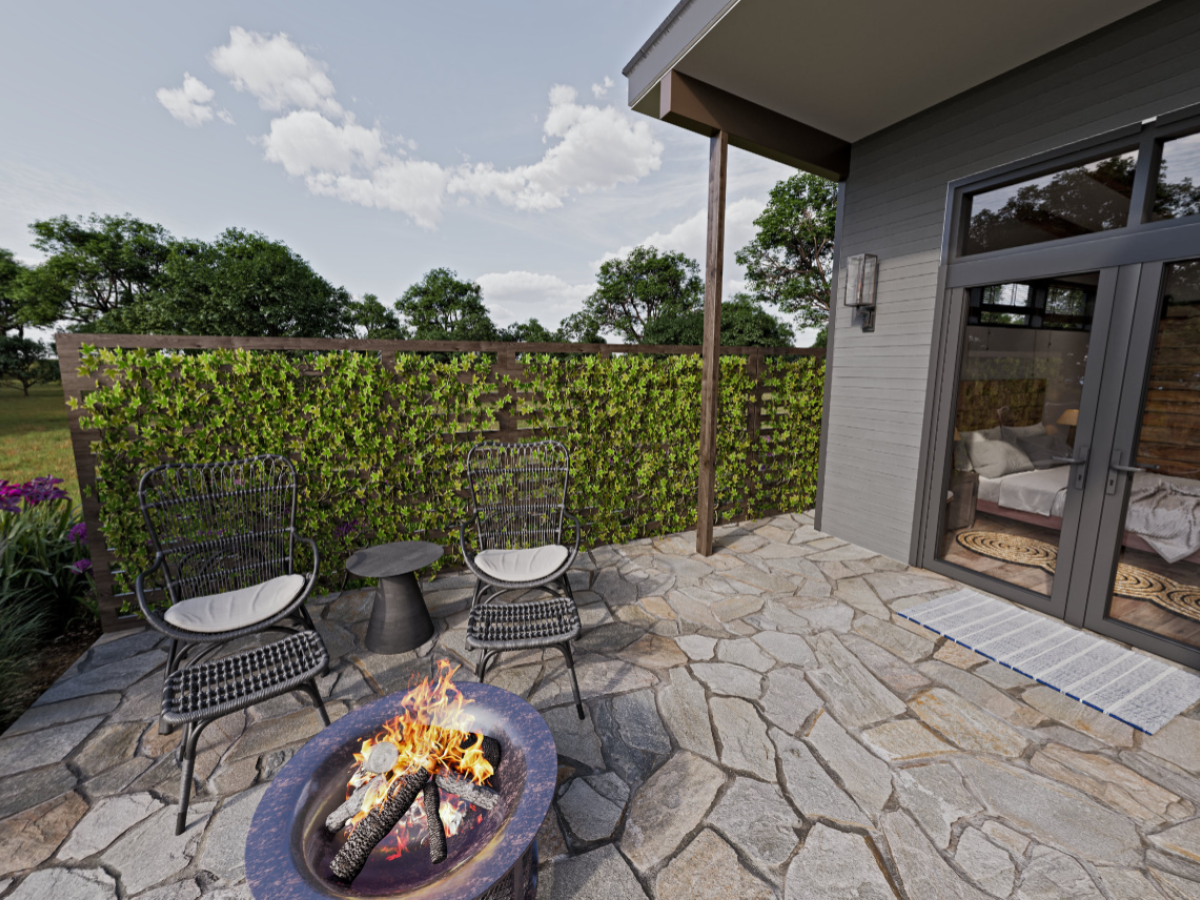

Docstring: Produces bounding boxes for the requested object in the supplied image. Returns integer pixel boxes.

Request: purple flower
[0,481,20,515]
[22,476,68,507]
[334,518,360,538]
[69,522,88,543]
[72,558,92,574]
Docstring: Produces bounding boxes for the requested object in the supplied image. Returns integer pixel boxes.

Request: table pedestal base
[365,572,436,655]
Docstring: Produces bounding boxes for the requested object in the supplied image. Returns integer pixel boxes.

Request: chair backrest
[138,455,298,603]
[466,441,569,551]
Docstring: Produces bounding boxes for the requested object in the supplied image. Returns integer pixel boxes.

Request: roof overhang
[626,0,1162,177]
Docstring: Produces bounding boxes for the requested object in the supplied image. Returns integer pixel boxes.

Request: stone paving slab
[0,514,1198,900]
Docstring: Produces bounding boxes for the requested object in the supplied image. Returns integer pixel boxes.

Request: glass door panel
[1101,259,1200,652]
[936,272,1101,600]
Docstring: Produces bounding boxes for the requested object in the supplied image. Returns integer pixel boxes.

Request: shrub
[0,476,94,630]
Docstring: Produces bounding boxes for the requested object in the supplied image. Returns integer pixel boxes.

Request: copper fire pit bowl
[245,682,556,900]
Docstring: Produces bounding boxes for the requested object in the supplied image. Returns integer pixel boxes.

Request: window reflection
[1152,132,1200,221]
[964,152,1138,255]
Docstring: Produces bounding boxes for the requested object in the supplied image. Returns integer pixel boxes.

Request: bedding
[977,465,1200,564]
[966,438,1035,478]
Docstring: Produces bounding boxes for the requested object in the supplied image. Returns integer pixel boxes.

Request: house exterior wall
[820,0,1200,561]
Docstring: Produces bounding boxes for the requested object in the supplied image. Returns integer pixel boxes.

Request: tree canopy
[394,268,498,341]
[643,298,795,347]
[351,293,409,339]
[735,173,836,340]
[18,214,172,332]
[0,249,28,337]
[144,228,354,337]
[0,336,58,395]
[579,246,702,343]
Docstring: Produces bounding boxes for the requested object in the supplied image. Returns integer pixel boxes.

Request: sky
[0,1,811,343]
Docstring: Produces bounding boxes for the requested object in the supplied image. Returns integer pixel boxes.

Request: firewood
[325,775,386,833]
[329,768,430,884]
[423,780,447,864]
[434,772,499,810]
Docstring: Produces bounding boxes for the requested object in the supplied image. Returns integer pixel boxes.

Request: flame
[342,661,495,856]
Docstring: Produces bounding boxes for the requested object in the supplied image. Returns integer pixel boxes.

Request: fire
[342,661,494,857]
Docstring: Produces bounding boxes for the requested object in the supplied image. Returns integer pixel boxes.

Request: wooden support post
[697,130,728,556]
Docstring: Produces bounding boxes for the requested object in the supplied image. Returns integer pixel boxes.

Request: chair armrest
[134,554,172,635]
[563,511,583,560]
[458,513,481,561]
[289,535,321,608]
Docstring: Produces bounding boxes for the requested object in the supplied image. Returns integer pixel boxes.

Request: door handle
[1106,451,1150,494]
[1053,447,1088,490]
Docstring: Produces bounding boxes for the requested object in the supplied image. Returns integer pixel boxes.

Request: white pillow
[960,427,1002,445]
[966,440,1035,479]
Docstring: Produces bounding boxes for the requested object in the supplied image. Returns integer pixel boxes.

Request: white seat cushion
[475,545,569,583]
[163,574,305,634]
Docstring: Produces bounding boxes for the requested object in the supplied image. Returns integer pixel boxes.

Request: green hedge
[77,347,823,610]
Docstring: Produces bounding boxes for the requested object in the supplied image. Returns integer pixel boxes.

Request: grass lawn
[0,383,79,505]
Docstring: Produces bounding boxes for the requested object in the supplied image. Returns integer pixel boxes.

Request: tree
[735,173,837,340]
[555,311,606,344]
[0,249,29,337]
[498,318,558,342]
[643,298,794,347]
[581,246,702,343]
[145,228,354,337]
[0,337,59,395]
[17,214,172,332]
[351,293,409,339]
[394,268,497,341]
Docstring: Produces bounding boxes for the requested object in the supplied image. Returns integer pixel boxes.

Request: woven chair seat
[466,597,581,650]
[162,631,329,725]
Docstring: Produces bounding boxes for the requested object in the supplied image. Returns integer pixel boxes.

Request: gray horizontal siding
[819,0,1200,562]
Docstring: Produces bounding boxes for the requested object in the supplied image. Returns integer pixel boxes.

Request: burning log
[330,768,430,884]
[326,775,386,833]
[423,781,447,864]
[461,734,502,771]
[435,772,499,811]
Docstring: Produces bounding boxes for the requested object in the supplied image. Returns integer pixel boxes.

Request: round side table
[345,541,444,655]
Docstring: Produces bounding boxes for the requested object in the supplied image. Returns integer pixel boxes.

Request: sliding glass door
[933,270,1114,619]
[1078,259,1200,664]
[922,104,1200,668]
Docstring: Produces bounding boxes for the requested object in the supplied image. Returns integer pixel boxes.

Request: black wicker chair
[460,440,585,720]
[135,455,324,733]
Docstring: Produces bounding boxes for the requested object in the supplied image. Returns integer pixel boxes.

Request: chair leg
[476,648,495,683]
[159,640,180,735]
[301,680,332,727]
[176,721,204,835]
[559,642,585,720]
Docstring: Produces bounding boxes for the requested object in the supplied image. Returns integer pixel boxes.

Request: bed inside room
[936,273,1200,647]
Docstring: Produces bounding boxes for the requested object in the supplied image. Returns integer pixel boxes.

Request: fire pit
[246,665,556,900]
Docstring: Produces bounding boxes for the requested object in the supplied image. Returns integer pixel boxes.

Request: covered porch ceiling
[625,0,1161,177]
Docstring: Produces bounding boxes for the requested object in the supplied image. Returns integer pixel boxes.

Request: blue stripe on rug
[898,592,1200,734]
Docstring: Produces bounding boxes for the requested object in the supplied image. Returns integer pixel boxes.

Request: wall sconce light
[845,253,878,333]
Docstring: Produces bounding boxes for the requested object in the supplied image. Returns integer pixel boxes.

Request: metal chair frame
[459,440,586,719]
[134,454,322,732]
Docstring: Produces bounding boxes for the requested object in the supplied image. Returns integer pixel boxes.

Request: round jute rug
[954,530,1200,623]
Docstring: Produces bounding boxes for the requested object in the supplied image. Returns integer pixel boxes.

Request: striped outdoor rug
[897,590,1200,734]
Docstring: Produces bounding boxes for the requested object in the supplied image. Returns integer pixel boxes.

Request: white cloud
[475,270,593,326]
[448,86,662,211]
[184,32,664,229]
[156,73,221,127]
[596,197,765,269]
[209,27,342,117]
[591,76,614,98]
[261,110,385,176]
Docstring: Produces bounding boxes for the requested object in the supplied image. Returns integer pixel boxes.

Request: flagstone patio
[2,512,1200,900]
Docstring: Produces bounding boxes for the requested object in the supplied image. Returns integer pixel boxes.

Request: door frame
[916,101,1200,667]
[1077,259,1200,670]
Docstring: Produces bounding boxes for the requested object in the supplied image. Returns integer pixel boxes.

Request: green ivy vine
[76,346,823,614]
